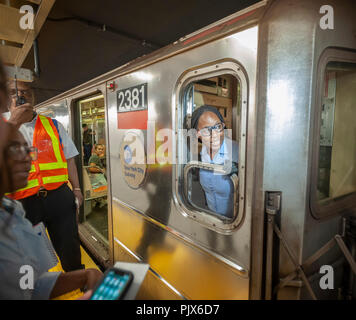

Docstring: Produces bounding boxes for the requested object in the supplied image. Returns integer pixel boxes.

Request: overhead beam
[0,3,27,44]
[32,0,55,35]
[4,65,33,82]
[14,29,35,66]
[26,0,42,4]
[15,0,55,66]
[0,45,20,65]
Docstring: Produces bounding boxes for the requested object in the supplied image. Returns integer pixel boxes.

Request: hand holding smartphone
[7,76,36,127]
[90,267,134,300]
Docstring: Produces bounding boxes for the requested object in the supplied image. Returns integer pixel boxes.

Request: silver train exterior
[34,0,356,299]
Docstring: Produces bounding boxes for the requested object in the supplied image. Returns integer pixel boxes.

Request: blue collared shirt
[0,197,61,300]
[199,137,238,218]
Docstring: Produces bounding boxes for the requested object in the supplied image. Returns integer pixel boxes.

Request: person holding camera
[5,80,84,272]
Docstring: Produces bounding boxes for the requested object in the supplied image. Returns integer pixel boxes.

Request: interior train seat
[82,166,107,199]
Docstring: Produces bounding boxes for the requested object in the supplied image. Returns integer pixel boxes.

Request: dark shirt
[88,154,104,169]
[83,132,90,145]
[83,130,94,145]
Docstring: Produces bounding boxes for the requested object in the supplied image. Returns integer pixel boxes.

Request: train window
[313,58,356,216]
[175,62,247,231]
[77,94,109,241]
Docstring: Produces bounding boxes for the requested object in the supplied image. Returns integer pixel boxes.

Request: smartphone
[90,267,134,300]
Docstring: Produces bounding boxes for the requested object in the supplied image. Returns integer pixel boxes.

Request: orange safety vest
[7,115,69,200]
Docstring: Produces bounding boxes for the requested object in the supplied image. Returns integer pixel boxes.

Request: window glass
[317,61,356,202]
[179,74,240,222]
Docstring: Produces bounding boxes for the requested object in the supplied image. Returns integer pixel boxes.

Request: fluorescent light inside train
[80,94,104,104]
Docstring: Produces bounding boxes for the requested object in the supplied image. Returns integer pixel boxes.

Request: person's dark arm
[67,157,83,207]
[50,268,102,299]
[89,162,104,173]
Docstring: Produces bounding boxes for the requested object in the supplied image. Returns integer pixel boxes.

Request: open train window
[311,50,356,219]
[174,61,247,232]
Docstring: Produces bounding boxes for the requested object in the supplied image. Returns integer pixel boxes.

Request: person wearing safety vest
[5,80,84,272]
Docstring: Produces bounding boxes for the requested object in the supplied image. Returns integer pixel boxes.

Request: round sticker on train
[119,131,147,189]
[123,145,133,164]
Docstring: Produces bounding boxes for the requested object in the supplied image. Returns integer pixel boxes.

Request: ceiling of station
[0,0,54,67]
[0,0,260,103]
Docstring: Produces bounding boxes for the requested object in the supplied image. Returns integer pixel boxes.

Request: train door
[72,92,111,266]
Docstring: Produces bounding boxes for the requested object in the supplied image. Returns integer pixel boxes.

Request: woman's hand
[50,268,103,299]
[84,268,103,290]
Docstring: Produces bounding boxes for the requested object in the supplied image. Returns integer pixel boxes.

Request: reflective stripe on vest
[15,179,40,192]
[39,162,68,171]
[42,175,68,185]
[7,115,69,200]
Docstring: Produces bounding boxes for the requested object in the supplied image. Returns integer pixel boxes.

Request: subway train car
[34,0,356,299]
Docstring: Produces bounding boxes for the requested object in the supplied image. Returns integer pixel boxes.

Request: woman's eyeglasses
[6,145,38,161]
[199,122,225,137]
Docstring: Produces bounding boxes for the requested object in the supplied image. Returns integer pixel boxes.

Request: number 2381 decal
[117,83,147,112]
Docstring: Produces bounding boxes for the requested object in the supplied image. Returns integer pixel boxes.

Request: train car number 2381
[117,83,148,113]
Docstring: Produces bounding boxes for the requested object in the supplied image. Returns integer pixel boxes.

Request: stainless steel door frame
[67,84,114,266]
